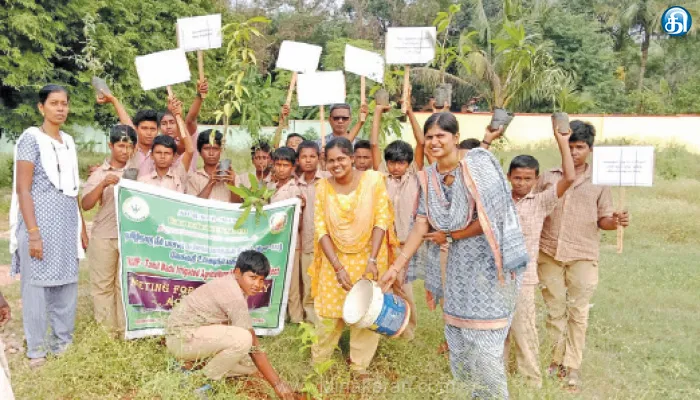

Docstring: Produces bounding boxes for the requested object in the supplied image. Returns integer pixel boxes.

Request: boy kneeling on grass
[165,250,294,399]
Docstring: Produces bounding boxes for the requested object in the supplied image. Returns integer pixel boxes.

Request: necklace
[38,124,61,141]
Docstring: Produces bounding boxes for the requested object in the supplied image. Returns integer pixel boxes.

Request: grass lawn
[1,146,699,399]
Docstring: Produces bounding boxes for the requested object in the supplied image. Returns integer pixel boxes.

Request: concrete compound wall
[2,113,698,154]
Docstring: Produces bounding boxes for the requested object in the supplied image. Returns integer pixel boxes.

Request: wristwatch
[445,231,454,244]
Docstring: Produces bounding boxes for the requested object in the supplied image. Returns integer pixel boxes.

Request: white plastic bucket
[342,279,410,338]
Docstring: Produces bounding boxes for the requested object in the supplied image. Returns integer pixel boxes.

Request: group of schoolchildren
[78,78,630,398]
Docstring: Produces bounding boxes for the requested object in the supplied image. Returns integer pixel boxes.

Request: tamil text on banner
[115,180,300,339]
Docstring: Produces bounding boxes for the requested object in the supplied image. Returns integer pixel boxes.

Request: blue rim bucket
[342,279,410,338]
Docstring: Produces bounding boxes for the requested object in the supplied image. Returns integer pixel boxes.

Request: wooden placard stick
[360,76,367,122]
[320,105,326,149]
[197,50,207,99]
[401,65,410,113]
[166,86,189,139]
[616,187,626,254]
[286,72,298,106]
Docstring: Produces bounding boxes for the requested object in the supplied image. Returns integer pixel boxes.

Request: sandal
[566,369,582,392]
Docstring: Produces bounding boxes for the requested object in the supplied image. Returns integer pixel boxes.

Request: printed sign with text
[344,45,385,83]
[592,146,655,187]
[385,27,437,65]
[177,14,223,52]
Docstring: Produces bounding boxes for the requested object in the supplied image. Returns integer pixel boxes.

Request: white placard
[135,49,191,91]
[385,27,437,65]
[344,45,385,83]
[276,41,322,73]
[592,146,655,187]
[297,71,346,107]
[177,14,222,52]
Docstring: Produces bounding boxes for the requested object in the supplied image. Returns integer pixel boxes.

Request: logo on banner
[662,6,692,36]
[269,212,288,234]
[123,196,150,222]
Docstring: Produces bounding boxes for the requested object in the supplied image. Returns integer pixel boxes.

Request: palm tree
[604,0,699,93]
[413,0,566,111]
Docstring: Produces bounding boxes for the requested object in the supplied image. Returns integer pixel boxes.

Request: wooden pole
[401,65,410,113]
[320,105,326,149]
[166,86,189,139]
[360,76,367,122]
[616,187,626,254]
[285,72,298,106]
[197,51,207,99]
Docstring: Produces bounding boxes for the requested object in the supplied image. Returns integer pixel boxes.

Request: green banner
[115,180,300,339]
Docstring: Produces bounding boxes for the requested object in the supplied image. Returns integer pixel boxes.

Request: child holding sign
[537,121,630,390]
[165,250,294,399]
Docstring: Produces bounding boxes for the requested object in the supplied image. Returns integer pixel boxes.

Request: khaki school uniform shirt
[382,167,420,244]
[297,170,330,253]
[187,168,232,202]
[82,161,125,239]
[166,275,252,334]
[514,187,558,284]
[137,162,188,193]
[538,164,614,263]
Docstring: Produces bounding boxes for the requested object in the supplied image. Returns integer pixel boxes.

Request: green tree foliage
[0,0,223,139]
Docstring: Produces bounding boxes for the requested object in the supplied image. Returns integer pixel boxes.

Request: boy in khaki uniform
[537,121,630,390]
[269,147,304,323]
[296,141,329,325]
[187,129,236,202]
[370,103,426,340]
[503,121,575,387]
[137,132,193,193]
[166,250,294,399]
[82,125,138,335]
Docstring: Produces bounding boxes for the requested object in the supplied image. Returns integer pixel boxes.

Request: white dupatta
[9,127,85,264]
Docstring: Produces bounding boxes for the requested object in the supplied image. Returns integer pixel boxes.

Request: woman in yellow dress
[309,137,398,375]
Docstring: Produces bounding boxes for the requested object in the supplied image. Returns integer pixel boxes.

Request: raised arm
[407,107,425,170]
[370,105,391,171]
[185,79,208,135]
[347,104,369,143]
[169,96,194,170]
[553,123,575,198]
[97,92,134,129]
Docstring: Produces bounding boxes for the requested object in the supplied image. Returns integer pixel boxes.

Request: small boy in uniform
[187,129,236,202]
[370,103,426,339]
[137,132,194,193]
[503,121,576,387]
[165,250,294,399]
[296,141,329,324]
[353,140,373,171]
[537,121,630,390]
[82,125,138,336]
[268,147,304,323]
[237,141,274,189]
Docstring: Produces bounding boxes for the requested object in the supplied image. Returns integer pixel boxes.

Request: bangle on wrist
[27,227,40,233]
[368,257,377,265]
[482,139,491,146]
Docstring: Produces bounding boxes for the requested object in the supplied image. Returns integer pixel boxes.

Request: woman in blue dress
[10,84,88,368]
[380,112,528,398]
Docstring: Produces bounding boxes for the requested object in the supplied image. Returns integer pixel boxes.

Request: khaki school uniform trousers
[88,238,125,335]
[538,251,598,370]
[505,283,541,386]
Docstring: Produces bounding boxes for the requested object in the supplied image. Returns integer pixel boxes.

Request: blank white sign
[135,49,191,91]
[344,45,384,83]
[276,41,322,74]
[592,146,655,187]
[297,71,346,107]
[177,14,222,52]
[385,27,437,65]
